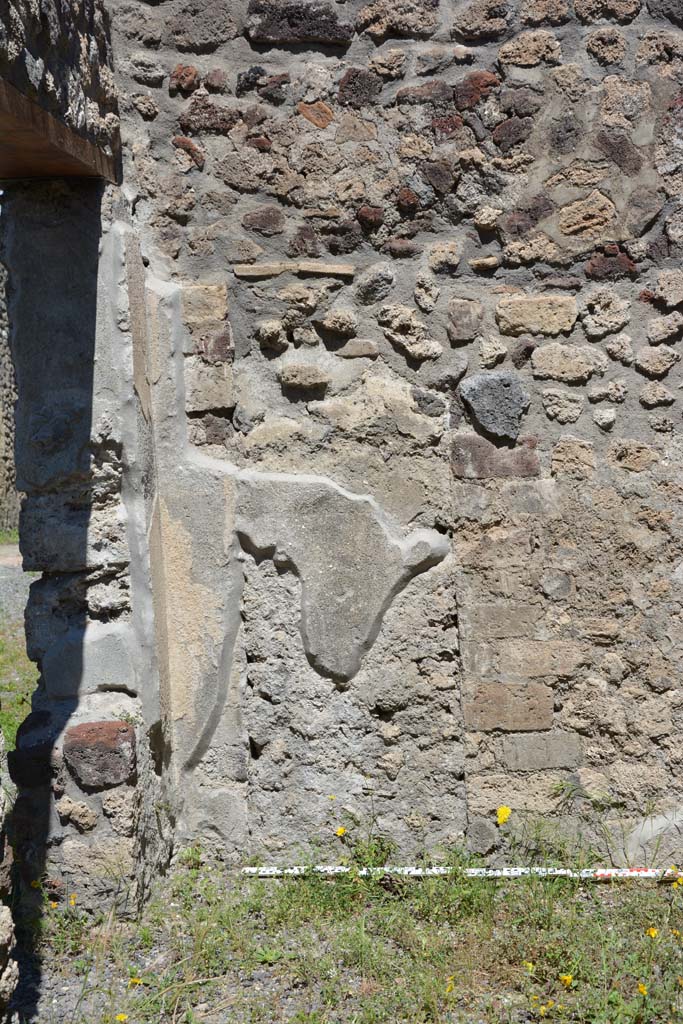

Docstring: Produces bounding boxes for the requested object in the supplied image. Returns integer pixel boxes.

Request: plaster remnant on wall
[236,472,449,682]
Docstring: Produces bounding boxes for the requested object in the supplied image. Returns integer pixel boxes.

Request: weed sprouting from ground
[32,845,683,1024]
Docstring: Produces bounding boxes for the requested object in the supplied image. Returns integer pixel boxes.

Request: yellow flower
[445,976,455,994]
[68,893,77,908]
[674,929,682,937]
[328,795,336,801]
[531,995,540,1003]
[646,927,658,939]
[678,977,683,988]
[559,973,573,989]
[115,1016,129,1022]
[547,1001,555,1008]
[638,983,648,996]
[539,1005,548,1017]
[49,901,58,910]
[128,977,143,987]
[523,960,535,974]
[335,826,346,837]
[497,805,512,826]
[30,880,41,890]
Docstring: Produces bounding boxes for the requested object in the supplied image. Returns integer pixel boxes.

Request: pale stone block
[496,295,577,336]
[497,639,588,679]
[459,603,541,640]
[182,283,228,331]
[499,731,582,771]
[467,772,566,813]
[463,681,554,731]
[551,436,596,479]
[184,356,234,413]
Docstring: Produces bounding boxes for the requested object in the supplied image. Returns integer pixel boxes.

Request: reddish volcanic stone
[453,70,499,110]
[585,244,637,281]
[451,435,541,479]
[172,135,205,169]
[63,721,136,790]
[357,204,385,230]
[169,64,200,96]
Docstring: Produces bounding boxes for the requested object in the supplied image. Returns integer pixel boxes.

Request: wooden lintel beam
[0,77,118,183]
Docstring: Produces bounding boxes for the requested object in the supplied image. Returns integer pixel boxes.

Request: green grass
[0,528,19,546]
[34,849,683,1024]
[0,614,35,749]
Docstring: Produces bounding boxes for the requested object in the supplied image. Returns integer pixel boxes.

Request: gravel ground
[0,547,31,625]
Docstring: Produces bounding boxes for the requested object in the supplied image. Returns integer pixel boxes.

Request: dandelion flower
[638,983,648,996]
[496,805,512,826]
[559,973,573,989]
[646,927,658,939]
[335,826,347,837]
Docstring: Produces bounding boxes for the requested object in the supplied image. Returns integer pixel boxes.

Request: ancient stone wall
[2,180,172,912]
[0,0,119,155]
[0,264,19,534]
[104,0,683,866]
[3,0,683,914]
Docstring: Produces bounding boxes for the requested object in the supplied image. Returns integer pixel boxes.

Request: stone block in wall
[496,639,588,679]
[102,789,137,837]
[498,731,582,771]
[20,499,128,573]
[16,396,92,493]
[41,621,137,701]
[467,772,566,814]
[451,434,540,479]
[456,527,544,570]
[63,721,136,791]
[463,681,554,731]
[459,372,530,443]
[182,284,228,335]
[60,836,135,897]
[495,295,578,336]
[168,0,239,53]
[551,437,596,479]
[55,795,98,833]
[184,356,234,413]
[459,603,541,640]
[246,0,354,46]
